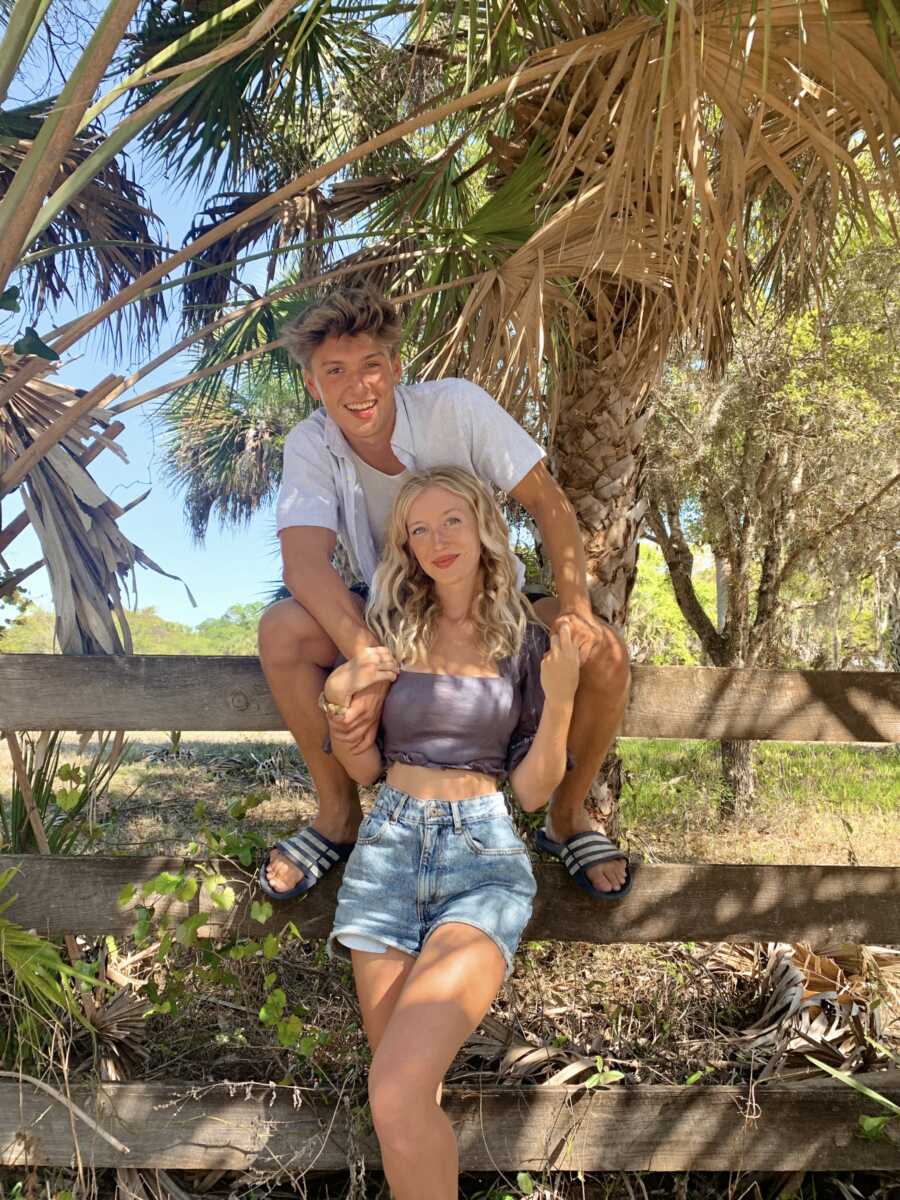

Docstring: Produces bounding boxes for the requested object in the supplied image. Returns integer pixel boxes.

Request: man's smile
[345,398,378,419]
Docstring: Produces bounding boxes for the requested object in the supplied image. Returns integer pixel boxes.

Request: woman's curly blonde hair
[365,467,535,666]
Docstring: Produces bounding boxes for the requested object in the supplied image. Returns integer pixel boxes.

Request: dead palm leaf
[705,941,900,1080]
[0,355,192,652]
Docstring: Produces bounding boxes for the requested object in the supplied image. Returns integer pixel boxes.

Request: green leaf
[250,899,273,925]
[133,905,153,942]
[143,870,183,897]
[54,786,81,813]
[263,933,279,960]
[858,1113,892,1140]
[298,1033,320,1056]
[201,871,235,911]
[175,912,207,947]
[13,326,60,361]
[276,1013,303,1047]
[176,875,198,902]
[117,882,136,907]
[516,1172,535,1195]
[227,939,260,960]
[259,987,286,1025]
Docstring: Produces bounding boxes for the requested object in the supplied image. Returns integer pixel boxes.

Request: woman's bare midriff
[386,761,500,802]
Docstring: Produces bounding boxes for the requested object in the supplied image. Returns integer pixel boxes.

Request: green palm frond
[123,0,373,189]
[161,376,303,542]
[0,868,98,1065]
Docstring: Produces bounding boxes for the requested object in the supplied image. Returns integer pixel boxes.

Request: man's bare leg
[533,597,631,893]
[257,597,361,892]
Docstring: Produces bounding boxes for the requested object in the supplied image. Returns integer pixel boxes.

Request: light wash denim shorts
[328,785,536,978]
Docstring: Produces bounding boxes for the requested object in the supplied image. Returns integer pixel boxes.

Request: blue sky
[5,167,287,626]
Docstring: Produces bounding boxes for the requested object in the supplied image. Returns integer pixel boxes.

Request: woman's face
[405,485,481,584]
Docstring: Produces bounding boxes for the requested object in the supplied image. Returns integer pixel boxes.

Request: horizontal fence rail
[2,659,898,1181]
[1,655,899,741]
[2,856,899,946]
[4,1078,900,1172]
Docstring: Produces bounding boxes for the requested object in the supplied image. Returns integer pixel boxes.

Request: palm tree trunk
[553,300,671,834]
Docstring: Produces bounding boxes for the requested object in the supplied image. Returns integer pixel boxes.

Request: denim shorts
[328,785,536,978]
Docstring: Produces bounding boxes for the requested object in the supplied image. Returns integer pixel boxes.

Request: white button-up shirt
[276,378,545,586]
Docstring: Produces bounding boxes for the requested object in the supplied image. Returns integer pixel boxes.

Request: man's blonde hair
[365,467,535,666]
[282,286,402,368]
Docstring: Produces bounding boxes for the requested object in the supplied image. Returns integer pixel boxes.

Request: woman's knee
[368,1056,433,1151]
[257,597,329,668]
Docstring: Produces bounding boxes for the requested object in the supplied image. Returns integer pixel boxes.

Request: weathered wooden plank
[1,655,898,741]
[2,855,897,946]
[3,1078,899,1171]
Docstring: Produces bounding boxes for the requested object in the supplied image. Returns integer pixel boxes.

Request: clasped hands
[551,607,607,666]
[323,647,399,752]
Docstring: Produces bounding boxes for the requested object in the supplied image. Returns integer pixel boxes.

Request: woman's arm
[509,623,580,811]
[323,648,398,786]
[509,697,575,811]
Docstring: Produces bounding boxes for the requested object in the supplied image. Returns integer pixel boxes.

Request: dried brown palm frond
[705,941,900,1080]
[84,960,199,1200]
[405,0,899,629]
[419,0,897,412]
[458,1012,600,1086]
[0,355,191,653]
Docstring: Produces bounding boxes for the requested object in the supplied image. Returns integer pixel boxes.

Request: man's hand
[552,609,606,666]
[328,679,391,752]
[325,646,399,705]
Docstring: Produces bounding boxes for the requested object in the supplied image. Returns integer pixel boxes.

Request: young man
[258,287,632,901]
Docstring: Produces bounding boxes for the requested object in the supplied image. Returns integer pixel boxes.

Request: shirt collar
[322,384,414,460]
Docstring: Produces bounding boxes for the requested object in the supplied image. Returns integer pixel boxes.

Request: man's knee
[257,597,328,668]
[583,623,630,698]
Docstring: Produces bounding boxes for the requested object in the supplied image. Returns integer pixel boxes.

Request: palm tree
[134,0,897,819]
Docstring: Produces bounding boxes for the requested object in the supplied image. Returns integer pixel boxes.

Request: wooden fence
[1,655,899,1176]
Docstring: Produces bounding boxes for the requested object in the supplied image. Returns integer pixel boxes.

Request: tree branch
[773,469,900,596]
[645,498,726,665]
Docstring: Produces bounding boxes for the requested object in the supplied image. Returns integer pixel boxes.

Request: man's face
[304,332,401,449]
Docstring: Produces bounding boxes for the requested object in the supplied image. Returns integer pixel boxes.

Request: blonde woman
[312,466,579,1199]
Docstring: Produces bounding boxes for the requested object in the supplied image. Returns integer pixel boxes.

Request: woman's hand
[324,647,399,707]
[540,621,580,708]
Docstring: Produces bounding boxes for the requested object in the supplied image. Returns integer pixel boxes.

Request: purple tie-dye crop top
[378,622,550,779]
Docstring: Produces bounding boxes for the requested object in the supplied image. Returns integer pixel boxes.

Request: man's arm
[510,461,593,620]
[280,526,379,660]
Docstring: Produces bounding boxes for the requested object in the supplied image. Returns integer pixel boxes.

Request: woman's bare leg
[354,924,507,1200]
